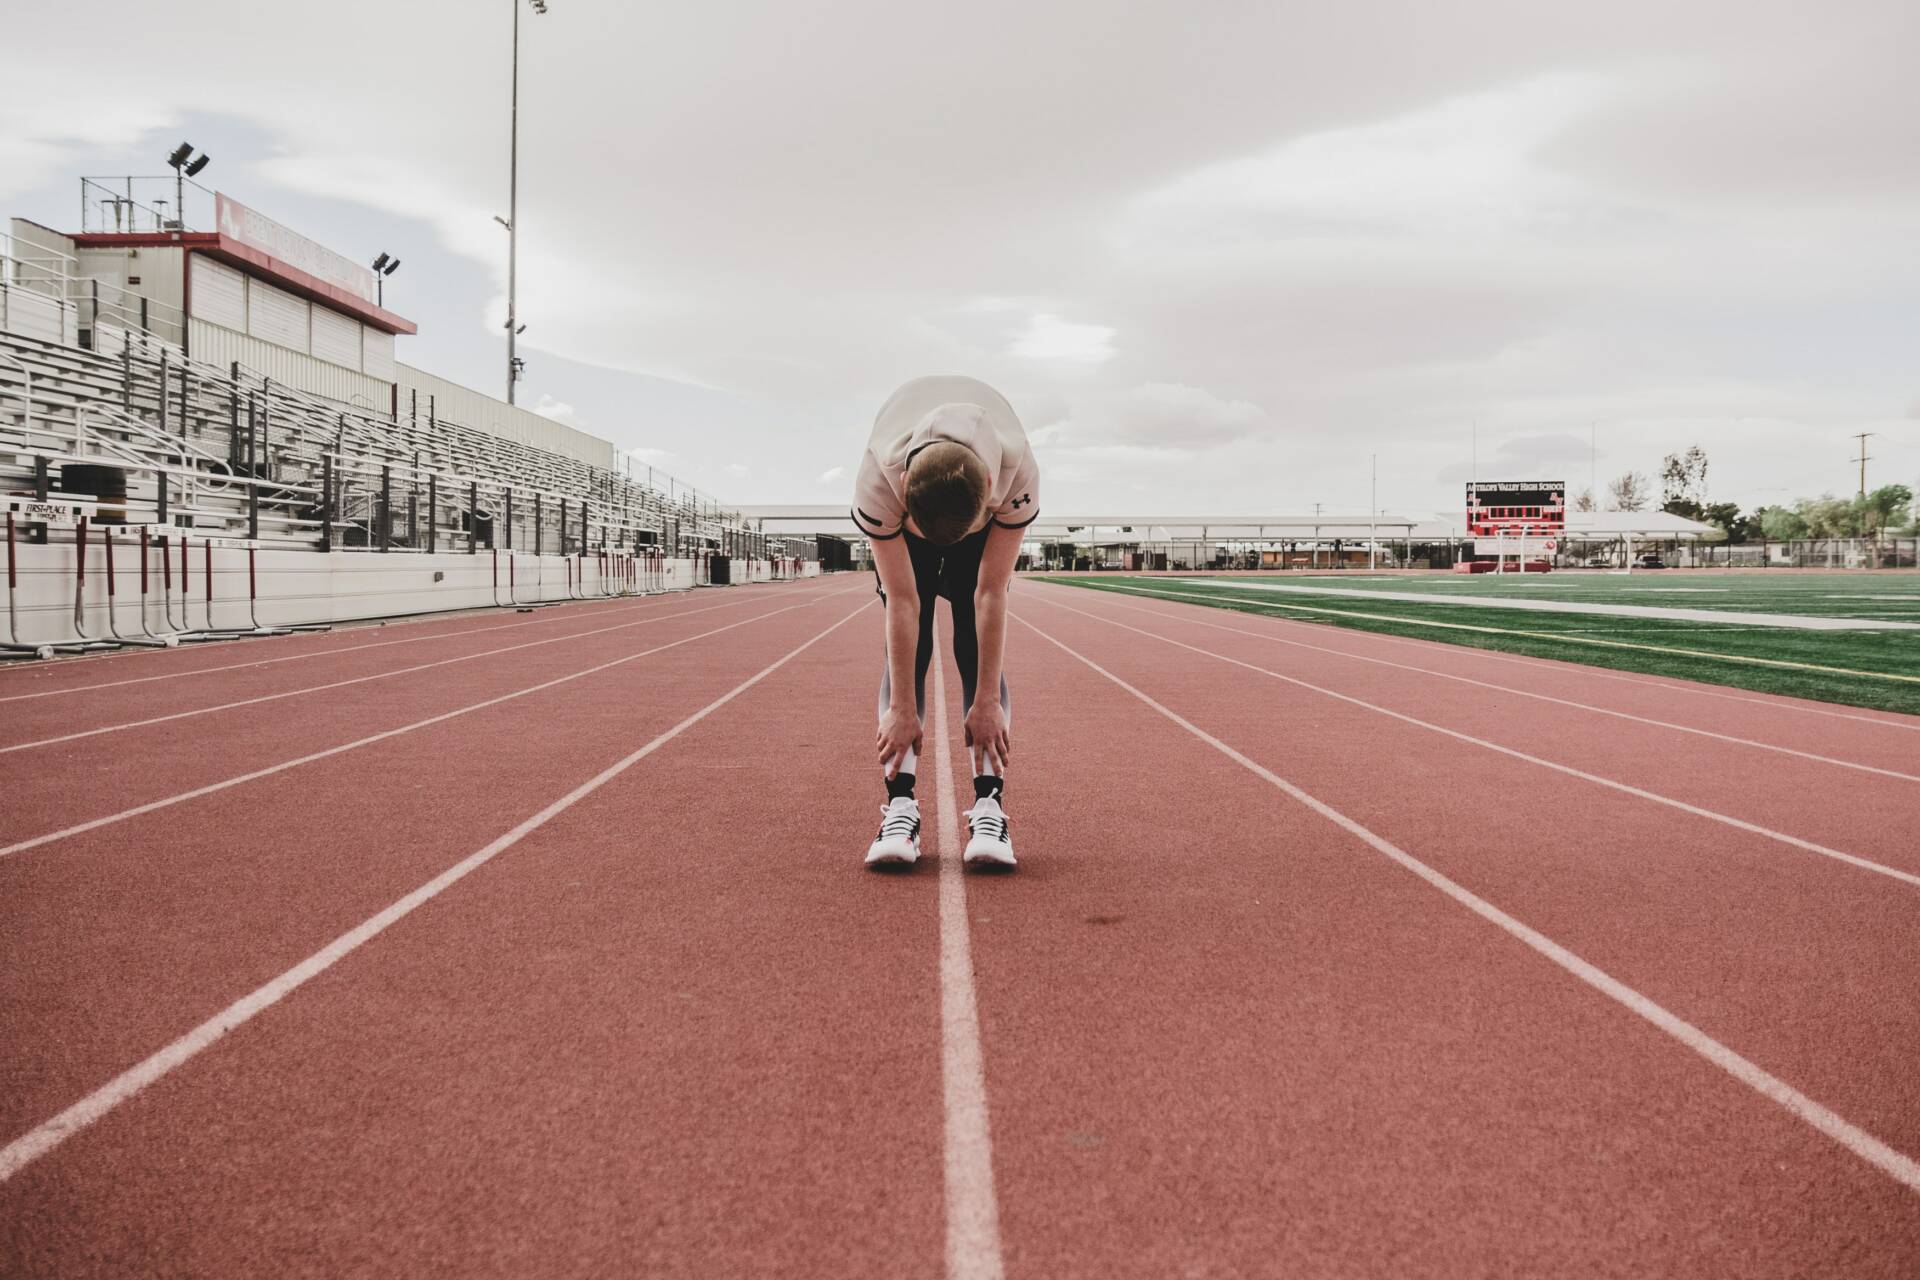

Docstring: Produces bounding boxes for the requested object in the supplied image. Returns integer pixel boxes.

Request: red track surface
[3,574,1917,1276]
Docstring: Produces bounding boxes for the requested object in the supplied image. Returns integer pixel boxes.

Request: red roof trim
[70,232,418,335]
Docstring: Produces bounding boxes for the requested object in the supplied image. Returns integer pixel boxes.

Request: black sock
[886,772,917,801]
[973,775,1003,803]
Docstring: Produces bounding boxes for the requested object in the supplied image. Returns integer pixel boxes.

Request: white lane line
[1090,593,1920,785]
[1016,613,1920,1196]
[1025,596,1920,893]
[0,594,661,704]
[0,593,763,755]
[0,586,864,862]
[1060,581,1920,735]
[929,649,1007,1280]
[0,601,868,1184]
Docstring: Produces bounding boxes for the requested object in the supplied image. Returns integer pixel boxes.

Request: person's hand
[877,705,922,778]
[964,700,1010,777]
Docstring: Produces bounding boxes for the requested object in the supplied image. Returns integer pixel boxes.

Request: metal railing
[80,175,216,235]
[1,324,774,562]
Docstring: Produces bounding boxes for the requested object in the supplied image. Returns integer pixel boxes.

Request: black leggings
[875,526,1011,776]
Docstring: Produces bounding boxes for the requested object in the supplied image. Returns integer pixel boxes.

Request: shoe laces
[964,799,1009,842]
[877,800,920,839]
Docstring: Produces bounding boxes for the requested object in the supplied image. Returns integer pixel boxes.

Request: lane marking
[0,586,865,861]
[930,647,1006,1280]
[0,592,670,704]
[0,601,868,1184]
[1015,613,1920,1195]
[0,593,767,755]
[1024,596,1920,892]
[1088,593,1920,784]
[1058,581,1920,735]
[1065,581,1920,685]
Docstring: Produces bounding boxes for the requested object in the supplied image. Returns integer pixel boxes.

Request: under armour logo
[1011,493,1031,509]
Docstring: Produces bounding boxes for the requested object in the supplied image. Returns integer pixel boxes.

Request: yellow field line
[1073,580,1920,686]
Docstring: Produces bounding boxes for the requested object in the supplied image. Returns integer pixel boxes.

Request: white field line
[0,593,666,705]
[1090,593,1920,785]
[1023,596,1920,893]
[1016,613,1920,1196]
[0,592,765,755]
[1163,577,1920,632]
[929,650,1007,1280]
[1058,580,1920,735]
[0,601,868,1184]
[0,586,864,861]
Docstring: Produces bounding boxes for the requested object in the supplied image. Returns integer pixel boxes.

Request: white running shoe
[865,797,922,866]
[963,796,1017,867]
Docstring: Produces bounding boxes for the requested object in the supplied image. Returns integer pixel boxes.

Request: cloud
[1119,72,1619,259]
[532,394,576,424]
[816,465,847,484]
[5,1,1917,513]
[1006,314,1116,365]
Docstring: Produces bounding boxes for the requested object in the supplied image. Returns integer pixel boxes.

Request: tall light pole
[1369,452,1377,571]
[506,0,549,404]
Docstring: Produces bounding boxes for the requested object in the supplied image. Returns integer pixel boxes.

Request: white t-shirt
[851,375,1040,541]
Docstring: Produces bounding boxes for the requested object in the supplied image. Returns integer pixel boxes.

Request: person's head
[904,441,990,545]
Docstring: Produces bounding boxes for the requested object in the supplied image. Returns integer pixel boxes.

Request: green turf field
[1040,573,1920,716]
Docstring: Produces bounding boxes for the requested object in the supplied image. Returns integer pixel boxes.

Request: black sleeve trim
[852,507,904,539]
[990,508,1041,530]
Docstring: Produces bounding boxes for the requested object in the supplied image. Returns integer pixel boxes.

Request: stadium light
[505,0,550,404]
[371,253,401,307]
[164,142,211,229]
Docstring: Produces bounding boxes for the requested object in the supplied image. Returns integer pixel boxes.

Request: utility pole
[1852,431,1874,499]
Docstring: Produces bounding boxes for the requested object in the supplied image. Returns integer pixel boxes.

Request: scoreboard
[1466,481,1565,556]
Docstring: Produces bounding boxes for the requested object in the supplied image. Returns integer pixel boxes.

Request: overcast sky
[5,0,1915,517]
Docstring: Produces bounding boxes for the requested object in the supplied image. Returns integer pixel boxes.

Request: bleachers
[0,322,770,562]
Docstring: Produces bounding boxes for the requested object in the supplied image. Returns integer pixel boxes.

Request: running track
[2,573,1917,1276]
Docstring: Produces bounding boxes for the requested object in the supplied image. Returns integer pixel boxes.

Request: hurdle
[239,541,329,636]
[98,524,171,647]
[3,510,58,659]
[168,537,326,642]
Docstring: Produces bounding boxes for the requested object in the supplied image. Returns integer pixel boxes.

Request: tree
[1699,501,1744,541]
[1573,487,1596,513]
[1858,483,1913,537]
[1660,445,1710,513]
[1758,505,1809,541]
[1795,495,1856,538]
[1606,471,1650,512]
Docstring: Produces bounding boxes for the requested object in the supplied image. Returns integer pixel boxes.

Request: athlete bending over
[853,376,1039,868]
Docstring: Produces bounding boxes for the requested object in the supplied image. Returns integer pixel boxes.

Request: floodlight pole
[1369,453,1377,571]
[506,0,522,404]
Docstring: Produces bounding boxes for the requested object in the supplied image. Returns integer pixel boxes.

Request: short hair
[905,442,990,545]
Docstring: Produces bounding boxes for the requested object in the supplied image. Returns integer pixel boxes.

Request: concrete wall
[0,534,816,652]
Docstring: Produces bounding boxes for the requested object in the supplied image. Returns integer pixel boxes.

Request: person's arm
[872,534,922,778]
[964,522,1024,775]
